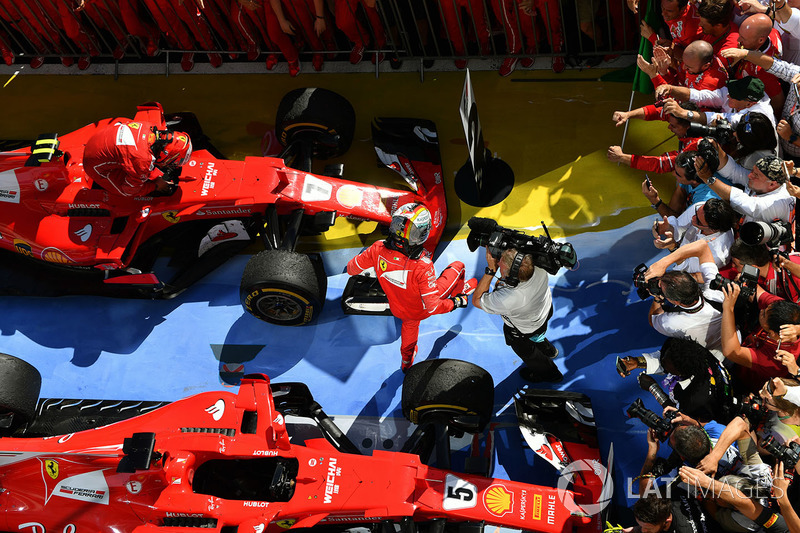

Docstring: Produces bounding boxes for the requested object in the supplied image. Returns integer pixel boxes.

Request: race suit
[83,120,163,197]
[347,240,465,360]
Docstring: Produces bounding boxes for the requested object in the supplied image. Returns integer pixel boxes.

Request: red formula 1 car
[0,354,608,533]
[0,89,447,325]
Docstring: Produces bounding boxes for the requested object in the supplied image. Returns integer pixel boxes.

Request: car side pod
[515,389,613,533]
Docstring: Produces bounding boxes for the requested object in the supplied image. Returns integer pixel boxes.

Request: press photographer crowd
[604,0,800,527]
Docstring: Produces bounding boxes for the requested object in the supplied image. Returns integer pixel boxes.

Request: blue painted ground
[0,213,676,511]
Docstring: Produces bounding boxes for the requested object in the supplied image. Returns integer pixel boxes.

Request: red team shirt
[731,29,784,99]
[346,241,455,320]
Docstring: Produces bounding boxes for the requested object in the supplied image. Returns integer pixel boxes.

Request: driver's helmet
[154,130,193,167]
[388,203,431,256]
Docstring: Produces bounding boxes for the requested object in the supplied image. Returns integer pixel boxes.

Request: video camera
[740,221,794,250]
[632,263,662,300]
[762,435,800,471]
[708,264,760,300]
[627,398,678,442]
[687,118,735,146]
[466,218,577,285]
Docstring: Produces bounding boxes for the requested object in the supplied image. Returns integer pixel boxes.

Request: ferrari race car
[0,88,447,325]
[0,354,609,533]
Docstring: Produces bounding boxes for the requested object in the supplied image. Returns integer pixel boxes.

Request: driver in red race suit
[83,121,193,197]
[347,203,476,372]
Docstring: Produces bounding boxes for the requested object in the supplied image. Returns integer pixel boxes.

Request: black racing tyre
[0,353,41,425]
[275,88,355,159]
[240,250,327,326]
[402,359,494,432]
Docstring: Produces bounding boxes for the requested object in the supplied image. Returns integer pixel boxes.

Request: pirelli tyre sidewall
[0,352,42,427]
[275,88,356,159]
[240,250,327,326]
[402,359,494,432]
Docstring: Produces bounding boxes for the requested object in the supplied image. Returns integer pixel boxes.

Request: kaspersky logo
[483,485,513,517]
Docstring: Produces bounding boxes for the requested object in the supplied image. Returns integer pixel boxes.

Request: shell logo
[42,248,71,264]
[483,485,514,517]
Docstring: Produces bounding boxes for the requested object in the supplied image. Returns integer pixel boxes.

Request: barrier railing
[0,0,640,72]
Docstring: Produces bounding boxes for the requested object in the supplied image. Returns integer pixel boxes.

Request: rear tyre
[275,88,355,159]
[240,250,327,326]
[402,359,494,432]
[0,353,41,426]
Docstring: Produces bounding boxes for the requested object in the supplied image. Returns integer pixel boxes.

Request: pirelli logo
[764,514,779,528]
[532,494,542,520]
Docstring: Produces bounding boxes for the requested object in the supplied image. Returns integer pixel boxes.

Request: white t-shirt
[667,206,733,272]
[481,267,552,334]
[716,157,795,225]
[652,262,726,360]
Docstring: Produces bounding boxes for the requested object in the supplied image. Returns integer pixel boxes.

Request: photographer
[721,240,800,304]
[678,466,794,533]
[695,143,795,226]
[658,77,774,129]
[652,198,736,270]
[644,240,727,358]
[644,151,726,219]
[473,247,562,383]
[630,492,714,533]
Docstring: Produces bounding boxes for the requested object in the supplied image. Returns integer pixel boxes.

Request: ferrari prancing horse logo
[379,258,387,272]
[45,459,59,479]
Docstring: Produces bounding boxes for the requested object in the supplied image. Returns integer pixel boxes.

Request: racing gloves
[449,294,468,309]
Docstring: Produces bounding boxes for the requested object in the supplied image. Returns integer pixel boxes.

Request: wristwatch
[706,175,717,185]
[485,267,496,276]
[651,199,663,210]
[686,110,695,121]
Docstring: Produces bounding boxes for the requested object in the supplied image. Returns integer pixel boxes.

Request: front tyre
[240,250,327,326]
[402,359,494,433]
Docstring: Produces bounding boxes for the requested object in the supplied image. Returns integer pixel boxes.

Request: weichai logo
[483,485,513,517]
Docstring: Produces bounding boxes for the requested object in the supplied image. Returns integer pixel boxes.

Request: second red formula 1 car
[0,89,447,326]
[0,354,608,533]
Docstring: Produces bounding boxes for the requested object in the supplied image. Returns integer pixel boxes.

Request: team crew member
[83,121,192,197]
[473,247,562,383]
[346,203,474,372]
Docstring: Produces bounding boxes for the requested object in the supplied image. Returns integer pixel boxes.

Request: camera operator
[694,143,795,227]
[720,282,800,393]
[652,198,736,271]
[658,77,774,129]
[472,247,562,383]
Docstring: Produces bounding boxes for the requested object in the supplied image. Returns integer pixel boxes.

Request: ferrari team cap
[727,77,765,102]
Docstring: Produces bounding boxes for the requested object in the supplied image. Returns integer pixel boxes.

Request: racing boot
[61,56,74,67]
[312,53,323,71]
[288,59,300,77]
[520,48,535,68]
[401,346,417,373]
[349,44,365,64]
[208,52,223,68]
[247,44,260,61]
[463,278,477,295]
[112,45,125,60]
[78,56,92,70]
[145,38,159,57]
[371,51,385,64]
[551,55,565,73]
[1,46,13,66]
[265,54,278,70]
[181,52,195,72]
[30,56,45,69]
[454,58,467,69]
[499,57,517,77]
